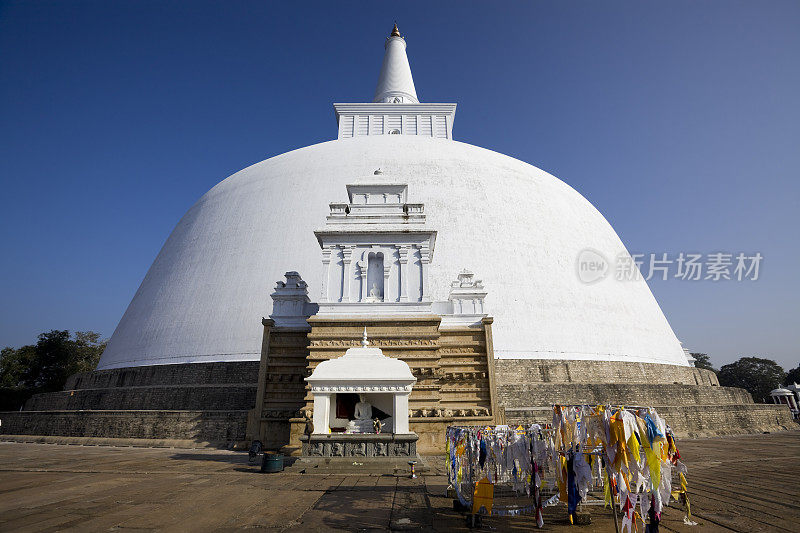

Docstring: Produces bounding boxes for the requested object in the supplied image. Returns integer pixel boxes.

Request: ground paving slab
[0,431,797,532]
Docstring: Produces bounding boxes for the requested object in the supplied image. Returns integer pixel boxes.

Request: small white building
[787,382,800,407]
[770,387,799,418]
[305,329,417,435]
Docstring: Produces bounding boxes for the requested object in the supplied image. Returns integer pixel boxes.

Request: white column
[342,247,353,302]
[398,246,410,302]
[383,265,391,302]
[355,260,364,302]
[419,245,431,301]
[312,393,331,434]
[392,392,411,434]
[319,248,332,302]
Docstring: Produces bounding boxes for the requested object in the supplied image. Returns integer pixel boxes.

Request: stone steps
[282,455,428,475]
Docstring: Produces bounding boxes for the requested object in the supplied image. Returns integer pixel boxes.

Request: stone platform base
[0,361,259,447]
[495,359,797,439]
[505,403,797,438]
[0,409,249,446]
[0,434,233,449]
[5,356,795,451]
[300,433,418,458]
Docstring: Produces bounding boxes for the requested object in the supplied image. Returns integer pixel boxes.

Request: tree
[690,353,716,372]
[786,363,800,386]
[0,346,34,388]
[717,357,787,403]
[0,330,106,409]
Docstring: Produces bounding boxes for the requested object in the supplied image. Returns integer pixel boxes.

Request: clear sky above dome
[0,0,798,370]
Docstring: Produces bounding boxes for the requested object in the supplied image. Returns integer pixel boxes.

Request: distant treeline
[691,353,799,403]
[0,330,106,411]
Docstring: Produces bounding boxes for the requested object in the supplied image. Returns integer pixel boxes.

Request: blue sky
[1,1,798,370]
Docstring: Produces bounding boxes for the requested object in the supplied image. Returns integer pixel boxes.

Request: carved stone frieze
[438,346,481,355]
[300,434,418,457]
[310,384,413,393]
[309,338,437,348]
[408,406,489,418]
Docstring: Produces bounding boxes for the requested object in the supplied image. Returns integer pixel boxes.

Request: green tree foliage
[690,353,716,372]
[717,357,787,403]
[786,363,800,386]
[0,330,106,410]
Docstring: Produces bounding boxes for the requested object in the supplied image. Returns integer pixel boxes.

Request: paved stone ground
[0,431,797,532]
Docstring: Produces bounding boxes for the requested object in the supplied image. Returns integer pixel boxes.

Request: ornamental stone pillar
[342,247,354,302]
[393,392,412,434]
[383,264,392,302]
[419,244,432,301]
[355,259,365,302]
[312,393,331,434]
[398,245,410,302]
[319,248,332,302]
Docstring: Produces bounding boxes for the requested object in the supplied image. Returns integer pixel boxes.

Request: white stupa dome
[97,27,687,370]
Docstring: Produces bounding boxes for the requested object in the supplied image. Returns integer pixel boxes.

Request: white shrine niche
[315,179,436,316]
[269,271,319,329]
[436,269,489,327]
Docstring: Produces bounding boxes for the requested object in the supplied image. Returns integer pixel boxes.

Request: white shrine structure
[770,385,800,418]
[315,179,436,315]
[306,328,416,435]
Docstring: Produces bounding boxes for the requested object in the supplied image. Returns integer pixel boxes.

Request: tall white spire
[333,24,456,139]
[373,24,419,103]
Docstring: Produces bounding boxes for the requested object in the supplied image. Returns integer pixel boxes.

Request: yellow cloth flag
[472,477,494,515]
[627,433,640,468]
[609,415,628,470]
[644,447,661,488]
[677,472,692,519]
[603,470,612,508]
[636,415,649,442]
[557,455,568,503]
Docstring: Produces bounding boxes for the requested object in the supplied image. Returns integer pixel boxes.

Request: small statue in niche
[365,282,382,302]
[373,417,383,434]
[354,394,372,421]
[346,394,374,433]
